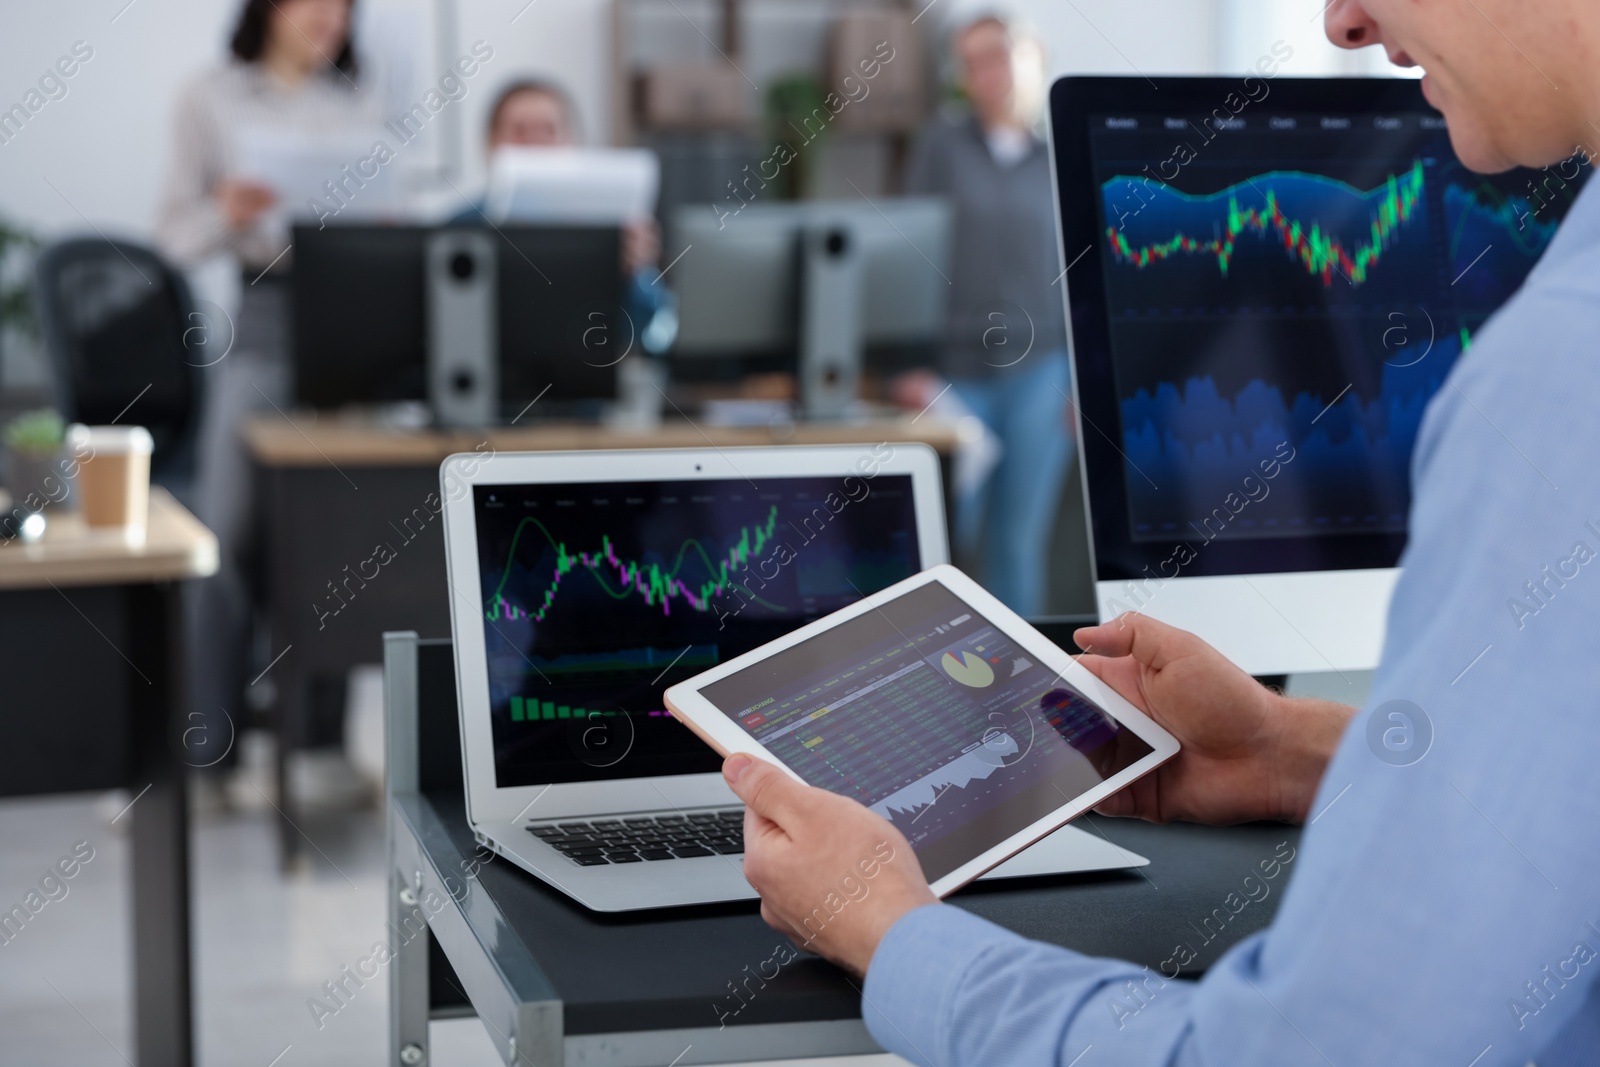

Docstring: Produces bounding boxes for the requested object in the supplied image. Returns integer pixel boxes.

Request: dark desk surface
[407,792,1294,1036]
[387,636,1299,1064]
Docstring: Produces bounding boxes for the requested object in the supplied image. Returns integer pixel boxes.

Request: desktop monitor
[292,224,624,414]
[291,224,428,407]
[1048,76,1588,674]
[666,198,951,415]
[492,226,624,408]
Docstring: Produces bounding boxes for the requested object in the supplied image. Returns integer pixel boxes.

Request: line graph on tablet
[870,731,1020,821]
[701,579,1161,873]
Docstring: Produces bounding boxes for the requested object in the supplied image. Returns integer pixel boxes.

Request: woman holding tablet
[721,1,1600,1062]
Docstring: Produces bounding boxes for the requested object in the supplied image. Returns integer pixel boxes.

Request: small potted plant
[3,408,69,515]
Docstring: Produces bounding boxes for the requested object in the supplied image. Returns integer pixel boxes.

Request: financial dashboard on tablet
[699,581,1153,882]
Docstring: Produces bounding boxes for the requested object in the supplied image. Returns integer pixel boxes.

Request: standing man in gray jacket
[904,12,1072,617]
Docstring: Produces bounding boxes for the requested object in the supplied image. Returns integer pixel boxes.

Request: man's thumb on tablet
[723,755,803,822]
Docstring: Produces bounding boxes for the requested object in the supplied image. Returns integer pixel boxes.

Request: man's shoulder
[1480,234,1600,379]
[1463,189,1600,385]
[1518,181,1600,301]
[1414,226,1600,493]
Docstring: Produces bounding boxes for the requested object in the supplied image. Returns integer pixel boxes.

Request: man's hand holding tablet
[665,566,1361,974]
[720,753,937,976]
[664,567,1174,959]
[1072,613,1357,826]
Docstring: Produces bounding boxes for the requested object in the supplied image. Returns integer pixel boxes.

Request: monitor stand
[1094,568,1398,675]
[797,218,864,421]
[426,231,499,427]
[978,823,1150,881]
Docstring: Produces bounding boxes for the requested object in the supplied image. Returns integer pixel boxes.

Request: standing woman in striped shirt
[156,0,382,788]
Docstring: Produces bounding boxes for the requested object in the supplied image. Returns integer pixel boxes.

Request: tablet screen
[699,581,1154,882]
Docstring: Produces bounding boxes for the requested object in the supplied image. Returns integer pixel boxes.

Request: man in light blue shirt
[719,1,1600,1062]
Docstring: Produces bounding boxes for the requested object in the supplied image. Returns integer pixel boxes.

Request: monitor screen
[472,475,923,786]
[292,225,428,407]
[1051,78,1589,580]
[291,224,623,411]
[699,580,1153,883]
[664,199,950,379]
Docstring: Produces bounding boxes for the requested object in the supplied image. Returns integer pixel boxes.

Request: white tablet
[664,564,1180,896]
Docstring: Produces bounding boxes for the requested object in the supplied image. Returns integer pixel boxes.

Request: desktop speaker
[797,220,864,419]
[426,231,498,427]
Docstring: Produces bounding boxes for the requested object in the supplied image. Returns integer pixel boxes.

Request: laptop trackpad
[978,823,1148,880]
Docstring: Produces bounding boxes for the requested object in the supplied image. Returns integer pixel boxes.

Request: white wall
[0,0,237,239]
[448,0,614,195]
[0,0,1231,241]
[1006,0,1222,79]
[1215,0,1409,77]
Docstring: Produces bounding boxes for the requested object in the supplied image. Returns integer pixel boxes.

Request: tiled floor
[0,790,904,1067]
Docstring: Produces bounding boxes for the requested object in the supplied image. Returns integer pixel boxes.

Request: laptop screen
[473,474,922,786]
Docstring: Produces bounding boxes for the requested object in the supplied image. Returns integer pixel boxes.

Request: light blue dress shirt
[863,177,1600,1065]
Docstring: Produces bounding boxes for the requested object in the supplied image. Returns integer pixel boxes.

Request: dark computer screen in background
[494,226,622,407]
[292,224,429,407]
[1052,78,1589,581]
[291,224,623,412]
[663,198,951,381]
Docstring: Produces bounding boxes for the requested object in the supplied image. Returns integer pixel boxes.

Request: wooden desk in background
[0,489,218,1067]
[242,413,965,868]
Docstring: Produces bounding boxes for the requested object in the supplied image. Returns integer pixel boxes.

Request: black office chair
[32,236,207,504]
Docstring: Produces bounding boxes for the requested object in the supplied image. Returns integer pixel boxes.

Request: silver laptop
[440,445,1146,912]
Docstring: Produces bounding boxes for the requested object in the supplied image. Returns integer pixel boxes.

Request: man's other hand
[723,754,937,976]
[1074,613,1354,825]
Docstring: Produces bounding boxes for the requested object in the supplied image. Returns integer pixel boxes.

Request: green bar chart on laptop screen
[510,695,620,721]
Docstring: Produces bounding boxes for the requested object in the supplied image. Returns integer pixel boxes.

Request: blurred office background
[0,1,1395,1064]
[0,0,1401,609]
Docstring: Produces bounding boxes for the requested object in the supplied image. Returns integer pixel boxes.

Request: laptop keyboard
[528,809,745,866]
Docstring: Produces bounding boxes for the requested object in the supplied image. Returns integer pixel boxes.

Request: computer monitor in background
[1049,76,1588,675]
[492,227,623,411]
[291,225,428,408]
[666,198,951,417]
[292,224,624,418]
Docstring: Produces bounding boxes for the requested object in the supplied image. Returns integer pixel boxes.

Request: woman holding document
[155,0,381,797]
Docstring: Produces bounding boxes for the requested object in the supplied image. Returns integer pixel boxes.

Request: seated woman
[459,79,675,353]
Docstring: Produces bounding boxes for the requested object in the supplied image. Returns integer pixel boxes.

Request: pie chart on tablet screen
[941,650,995,688]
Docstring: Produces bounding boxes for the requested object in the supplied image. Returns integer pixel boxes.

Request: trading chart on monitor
[473,476,921,786]
[1088,111,1586,544]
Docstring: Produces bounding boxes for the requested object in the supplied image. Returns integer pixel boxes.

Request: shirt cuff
[862,903,1028,1066]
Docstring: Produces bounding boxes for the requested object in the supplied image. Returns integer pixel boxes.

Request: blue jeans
[950,350,1074,617]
